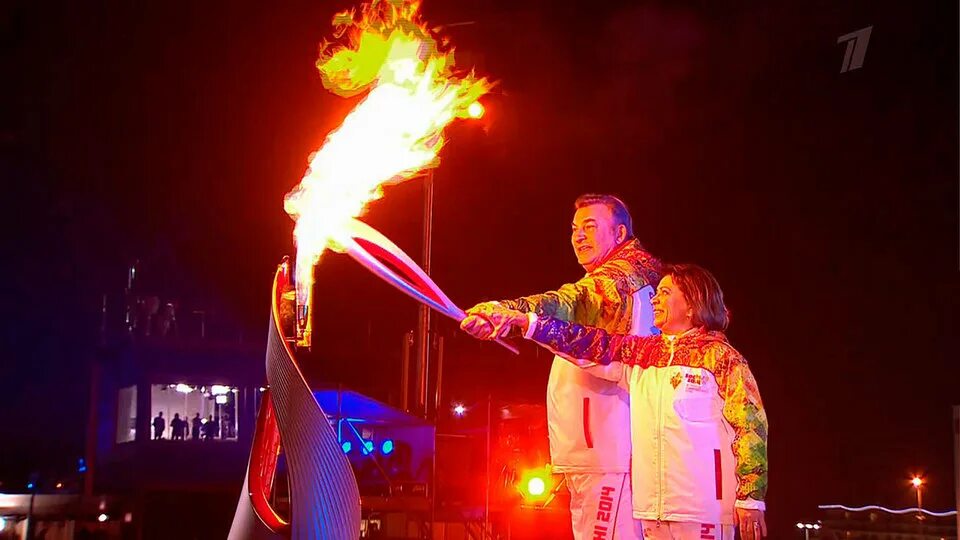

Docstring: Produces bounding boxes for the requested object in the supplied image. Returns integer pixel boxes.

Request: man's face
[571,204,621,271]
[651,275,693,335]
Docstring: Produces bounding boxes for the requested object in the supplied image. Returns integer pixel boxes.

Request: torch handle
[493,338,520,354]
[449,307,520,355]
[341,218,521,355]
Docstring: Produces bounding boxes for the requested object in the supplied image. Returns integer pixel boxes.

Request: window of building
[149,384,238,441]
[115,385,137,443]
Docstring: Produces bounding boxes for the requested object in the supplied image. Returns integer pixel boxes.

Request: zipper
[656,335,676,520]
[656,368,663,521]
[666,334,677,366]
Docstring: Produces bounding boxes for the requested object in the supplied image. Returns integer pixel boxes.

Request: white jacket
[544,285,655,473]
[494,239,663,474]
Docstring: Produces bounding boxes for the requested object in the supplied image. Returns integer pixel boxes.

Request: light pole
[448,398,492,539]
[911,474,926,538]
[795,522,820,540]
[911,475,924,517]
[25,477,38,540]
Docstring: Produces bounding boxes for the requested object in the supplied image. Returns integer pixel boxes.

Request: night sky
[3,0,958,535]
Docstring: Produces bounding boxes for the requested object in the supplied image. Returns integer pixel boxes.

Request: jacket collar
[661,326,727,346]
[586,238,642,274]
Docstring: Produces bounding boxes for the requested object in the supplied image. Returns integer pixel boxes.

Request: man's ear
[616,224,628,244]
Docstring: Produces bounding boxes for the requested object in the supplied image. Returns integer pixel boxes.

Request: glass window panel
[115,385,137,444]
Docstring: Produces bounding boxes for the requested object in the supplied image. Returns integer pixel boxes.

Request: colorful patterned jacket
[526,317,768,522]
[495,239,662,473]
[497,239,662,334]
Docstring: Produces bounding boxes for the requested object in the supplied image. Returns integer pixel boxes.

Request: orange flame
[284,0,491,311]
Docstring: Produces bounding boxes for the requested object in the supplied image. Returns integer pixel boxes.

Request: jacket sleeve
[526,316,645,367]
[714,347,769,504]
[498,257,640,326]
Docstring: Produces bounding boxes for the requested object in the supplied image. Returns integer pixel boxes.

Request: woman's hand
[735,507,767,539]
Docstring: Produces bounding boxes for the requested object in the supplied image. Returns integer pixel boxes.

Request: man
[152,411,165,440]
[170,413,185,440]
[203,415,216,440]
[191,412,202,440]
[461,194,661,540]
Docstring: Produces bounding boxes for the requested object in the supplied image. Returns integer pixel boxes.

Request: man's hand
[460,302,501,339]
[460,313,496,339]
[460,302,527,340]
[735,507,767,540]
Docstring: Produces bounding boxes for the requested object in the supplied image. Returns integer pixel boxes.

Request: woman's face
[651,274,694,335]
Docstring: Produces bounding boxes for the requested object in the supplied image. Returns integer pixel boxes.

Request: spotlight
[97,513,108,523]
[526,477,545,496]
[453,403,466,416]
[380,439,394,455]
[467,101,485,119]
[517,466,554,504]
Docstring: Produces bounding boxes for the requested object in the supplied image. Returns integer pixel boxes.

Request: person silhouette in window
[152,412,165,440]
[171,413,187,440]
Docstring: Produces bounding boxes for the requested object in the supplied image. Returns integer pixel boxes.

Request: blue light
[78,458,87,473]
[341,441,352,454]
[380,439,394,455]
[362,440,374,455]
[26,483,34,490]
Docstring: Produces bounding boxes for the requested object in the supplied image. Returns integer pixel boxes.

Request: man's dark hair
[574,193,634,239]
[665,263,730,331]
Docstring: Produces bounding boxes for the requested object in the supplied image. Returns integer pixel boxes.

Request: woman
[476,264,768,540]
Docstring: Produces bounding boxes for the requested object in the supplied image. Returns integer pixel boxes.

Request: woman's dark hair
[665,263,730,331]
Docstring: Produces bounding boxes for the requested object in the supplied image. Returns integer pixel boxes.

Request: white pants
[639,520,734,540]
[565,472,642,540]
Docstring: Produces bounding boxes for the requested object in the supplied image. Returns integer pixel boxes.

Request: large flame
[284,0,491,312]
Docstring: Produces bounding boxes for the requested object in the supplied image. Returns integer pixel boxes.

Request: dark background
[3,0,958,535]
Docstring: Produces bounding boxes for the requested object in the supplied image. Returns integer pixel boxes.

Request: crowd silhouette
[151,411,234,440]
